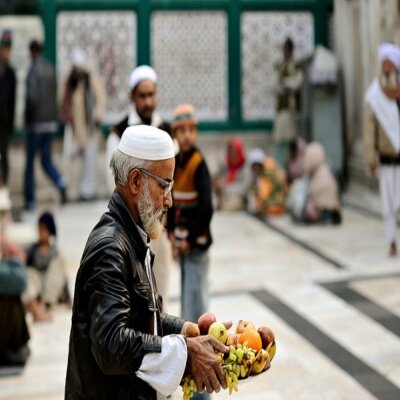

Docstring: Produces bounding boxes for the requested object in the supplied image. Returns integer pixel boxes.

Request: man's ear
[128,169,141,195]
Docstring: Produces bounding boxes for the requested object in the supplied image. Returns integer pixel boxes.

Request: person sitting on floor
[23,211,70,321]
[213,138,252,211]
[0,183,30,367]
[248,148,287,216]
[300,142,341,225]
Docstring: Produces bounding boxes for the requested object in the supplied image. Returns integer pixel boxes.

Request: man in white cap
[106,65,174,310]
[60,47,106,201]
[364,42,400,257]
[65,125,228,400]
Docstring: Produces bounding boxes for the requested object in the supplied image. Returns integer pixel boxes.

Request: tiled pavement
[0,190,399,400]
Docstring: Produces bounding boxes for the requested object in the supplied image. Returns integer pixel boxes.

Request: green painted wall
[39,0,333,132]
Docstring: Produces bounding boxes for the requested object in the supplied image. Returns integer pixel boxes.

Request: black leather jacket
[65,192,185,399]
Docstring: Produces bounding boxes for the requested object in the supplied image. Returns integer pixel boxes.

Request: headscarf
[303,142,340,210]
[226,138,245,183]
[378,43,400,70]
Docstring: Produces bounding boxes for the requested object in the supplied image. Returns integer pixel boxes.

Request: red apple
[257,326,275,349]
[236,320,256,334]
[197,312,217,335]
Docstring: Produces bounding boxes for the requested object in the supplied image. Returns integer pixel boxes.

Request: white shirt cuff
[136,334,187,396]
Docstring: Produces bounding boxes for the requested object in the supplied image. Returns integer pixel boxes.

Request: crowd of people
[0,23,399,399]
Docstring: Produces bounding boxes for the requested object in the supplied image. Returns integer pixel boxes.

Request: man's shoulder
[111,115,129,138]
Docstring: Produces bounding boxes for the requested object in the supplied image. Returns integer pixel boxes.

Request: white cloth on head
[378,43,400,70]
[71,48,87,67]
[379,165,400,242]
[118,125,174,160]
[365,79,400,152]
[249,148,266,165]
[129,65,157,90]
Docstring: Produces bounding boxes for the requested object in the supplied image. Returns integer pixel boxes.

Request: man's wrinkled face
[131,80,157,121]
[137,158,174,239]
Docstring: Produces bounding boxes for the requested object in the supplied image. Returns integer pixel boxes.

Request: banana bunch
[181,341,277,399]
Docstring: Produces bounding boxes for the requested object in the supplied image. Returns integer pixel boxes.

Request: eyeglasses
[138,168,174,198]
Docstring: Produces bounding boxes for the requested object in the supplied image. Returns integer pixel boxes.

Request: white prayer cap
[129,65,157,90]
[118,125,174,161]
[378,42,400,70]
[71,47,87,67]
[249,148,266,165]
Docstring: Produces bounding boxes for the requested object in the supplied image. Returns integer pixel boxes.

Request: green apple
[208,322,228,344]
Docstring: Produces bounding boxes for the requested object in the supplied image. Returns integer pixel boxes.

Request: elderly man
[65,125,228,399]
[106,65,173,310]
[364,43,400,257]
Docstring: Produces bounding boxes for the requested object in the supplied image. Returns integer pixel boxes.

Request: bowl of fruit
[181,312,276,399]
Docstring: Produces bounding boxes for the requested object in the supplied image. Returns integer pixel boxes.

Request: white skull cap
[118,125,174,161]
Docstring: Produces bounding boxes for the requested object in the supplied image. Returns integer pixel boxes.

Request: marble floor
[0,190,399,400]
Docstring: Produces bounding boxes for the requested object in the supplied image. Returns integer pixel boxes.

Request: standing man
[364,42,400,257]
[65,125,228,399]
[106,65,173,310]
[24,40,67,210]
[273,37,304,167]
[61,48,106,201]
[0,30,16,185]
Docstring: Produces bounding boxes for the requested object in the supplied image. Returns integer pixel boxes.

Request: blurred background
[0,0,399,399]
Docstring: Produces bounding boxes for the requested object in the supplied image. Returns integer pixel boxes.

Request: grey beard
[138,180,164,240]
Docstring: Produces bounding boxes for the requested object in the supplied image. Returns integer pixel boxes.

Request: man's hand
[186,335,229,394]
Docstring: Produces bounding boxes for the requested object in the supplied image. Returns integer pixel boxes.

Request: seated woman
[248,148,287,216]
[300,142,341,224]
[23,211,70,322]
[0,184,30,367]
[213,138,252,210]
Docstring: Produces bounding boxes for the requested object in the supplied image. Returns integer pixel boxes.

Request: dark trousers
[0,296,30,365]
[0,130,10,184]
[24,132,64,207]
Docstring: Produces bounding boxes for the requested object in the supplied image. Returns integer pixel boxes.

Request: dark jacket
[167,147,213,250]
[112,115,170,138]
[65,192,185,400]
[25,56,58,127]
[0,63,16,133]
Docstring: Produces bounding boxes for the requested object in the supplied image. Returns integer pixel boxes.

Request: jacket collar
[107,191,149,264]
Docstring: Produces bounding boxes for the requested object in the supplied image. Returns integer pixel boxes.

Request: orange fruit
[239,328,262,352]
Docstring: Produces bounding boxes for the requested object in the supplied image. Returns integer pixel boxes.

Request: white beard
[138,180,165,240]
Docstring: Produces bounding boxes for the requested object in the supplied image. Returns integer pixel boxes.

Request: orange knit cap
[172,104,198,130]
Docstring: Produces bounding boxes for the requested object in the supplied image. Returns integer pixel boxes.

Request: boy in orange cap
[167,105,213,342]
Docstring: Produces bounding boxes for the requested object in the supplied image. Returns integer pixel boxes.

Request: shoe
[60,187,68,205]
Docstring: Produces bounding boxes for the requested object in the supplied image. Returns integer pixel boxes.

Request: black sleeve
[111,116,129,138]
[187,160,213,245]
[9,68,16,133]
[87,238,162,376]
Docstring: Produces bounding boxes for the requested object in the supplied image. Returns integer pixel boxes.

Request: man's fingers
[194,377,204,393]
[209,336,229,353]
[214,360,227,390]
[208,374,221,393]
